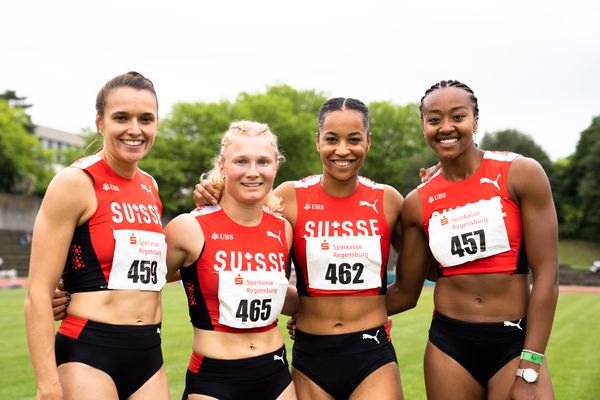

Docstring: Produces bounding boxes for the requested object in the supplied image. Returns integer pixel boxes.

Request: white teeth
[122,139,143,146]
[242,183,261,187]
[439,138,458,144]
[333,160,351,166]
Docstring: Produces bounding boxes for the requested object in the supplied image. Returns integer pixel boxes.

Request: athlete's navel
[249,343,256,351]
[474,297,483,303]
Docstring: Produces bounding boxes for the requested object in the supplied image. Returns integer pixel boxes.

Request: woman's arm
[164,213,204,281]
[385,190,432,316]
[281,218,298,316]
[510,157,559,359]
[24,168,95,399]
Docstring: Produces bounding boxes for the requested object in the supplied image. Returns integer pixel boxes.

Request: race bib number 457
[427,197,510,267]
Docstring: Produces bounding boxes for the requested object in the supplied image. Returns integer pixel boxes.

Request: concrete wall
[0,193,41,231]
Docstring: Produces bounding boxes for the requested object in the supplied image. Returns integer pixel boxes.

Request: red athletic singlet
[62,155,166,292]
[293,175,390,297]
[418,151,527,277]
[180,205,289,333]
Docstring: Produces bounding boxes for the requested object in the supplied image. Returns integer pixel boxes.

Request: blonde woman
[165,121,297,399]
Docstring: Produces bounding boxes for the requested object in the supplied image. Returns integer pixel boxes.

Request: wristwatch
[516,368,539,383]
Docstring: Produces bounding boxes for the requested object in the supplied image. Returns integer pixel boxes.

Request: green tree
[0,90,34,132]
[0,99,53,194]
[362,102,433,195]
[479,128,567,228]
[143,86,325,215]
[559,116,600,241]
[480,129,553,173]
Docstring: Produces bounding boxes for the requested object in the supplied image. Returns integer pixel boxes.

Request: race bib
[306,235,382,290]
[108,230,167,291]
[428,196,510,267]
[218,270,288,329]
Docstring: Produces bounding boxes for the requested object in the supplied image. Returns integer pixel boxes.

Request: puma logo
[479,174,501,190]
[141,183,156,200]
[503,319,523,331]
[266,230,283,246]
[273,350,285,364]
[359,199,379,214]
[362,330,380,344]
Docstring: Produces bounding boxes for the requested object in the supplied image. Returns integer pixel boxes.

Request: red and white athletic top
[418,151,528,277]
[293,175,391,297]
[181,205,289,333]
[62,155,167,292]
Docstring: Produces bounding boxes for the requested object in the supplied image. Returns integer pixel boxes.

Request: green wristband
[521,350,544,365]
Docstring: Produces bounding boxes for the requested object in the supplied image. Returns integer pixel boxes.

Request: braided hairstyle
[419,80,479,119]
[317,97,370,133]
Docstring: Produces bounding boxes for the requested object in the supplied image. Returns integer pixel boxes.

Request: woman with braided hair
[386,80,558,399]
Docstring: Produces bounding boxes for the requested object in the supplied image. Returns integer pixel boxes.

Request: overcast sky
[3,0,599,160]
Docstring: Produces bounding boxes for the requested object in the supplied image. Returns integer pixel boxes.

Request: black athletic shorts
[182,345,292,400]
[428,310,526,386]
[55,314,163,400]
[292,325,398,399]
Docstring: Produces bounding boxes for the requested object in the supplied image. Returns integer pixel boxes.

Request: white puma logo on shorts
[362,330,380,344]
[273,349,285,364]
[503,319,523,331]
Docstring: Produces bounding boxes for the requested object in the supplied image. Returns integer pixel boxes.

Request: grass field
[558,239,600,269]
[2,284,600,399]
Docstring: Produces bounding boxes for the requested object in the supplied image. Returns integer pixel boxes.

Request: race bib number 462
[305,235,382,290]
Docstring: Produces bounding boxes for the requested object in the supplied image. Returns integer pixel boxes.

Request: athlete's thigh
[424,341,485,400]
[291,367,335,400]
[59,362,119,400]
[488,357,554,400]
[277,382,298,400]
[129,366,169,400]
[350,361,403,400]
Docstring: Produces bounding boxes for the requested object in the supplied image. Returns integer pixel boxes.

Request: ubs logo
[304,203,325,211]
[211,232,234,240]
[428,192,446,203]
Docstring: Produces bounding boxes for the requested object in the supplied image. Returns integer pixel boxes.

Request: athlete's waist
[68,290,162,325]
[434,273,529,321]
[192,326,284,359]
[297,295,387,334]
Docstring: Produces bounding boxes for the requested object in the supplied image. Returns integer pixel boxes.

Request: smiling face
[96,87,158,174]
[421,87,478,160]
[220,134,278,205]
[317,109,371,184]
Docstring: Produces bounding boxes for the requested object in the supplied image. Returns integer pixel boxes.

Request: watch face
[523,369,538,382]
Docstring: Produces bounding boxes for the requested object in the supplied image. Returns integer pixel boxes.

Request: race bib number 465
[108,230,167,291]
[218,271,288,329]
